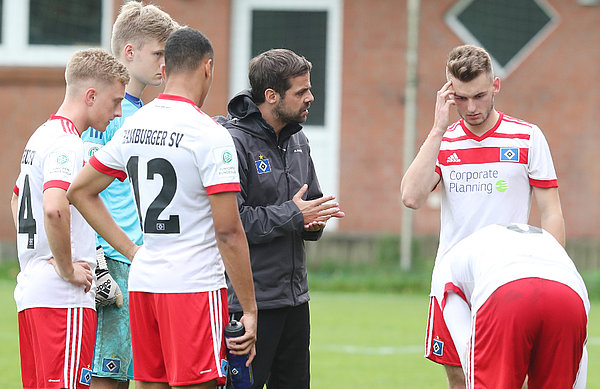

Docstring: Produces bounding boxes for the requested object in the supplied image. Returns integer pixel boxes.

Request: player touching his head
[401,44,565,388]
[11,48,128,389]
[80,2,179,388]
[67,27,257,389]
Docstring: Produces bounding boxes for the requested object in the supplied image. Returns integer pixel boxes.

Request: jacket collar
[226,90,303,144]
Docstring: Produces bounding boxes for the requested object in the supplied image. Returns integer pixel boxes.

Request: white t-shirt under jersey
[435,113,558,259]
[90,94,240,293]
[13,115,96,312]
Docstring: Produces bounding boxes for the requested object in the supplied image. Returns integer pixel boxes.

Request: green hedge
[1,258,598,299]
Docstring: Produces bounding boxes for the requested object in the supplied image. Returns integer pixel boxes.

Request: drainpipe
[400,0,420,270]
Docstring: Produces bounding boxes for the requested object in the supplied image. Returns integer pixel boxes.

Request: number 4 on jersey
[18,175,37,249]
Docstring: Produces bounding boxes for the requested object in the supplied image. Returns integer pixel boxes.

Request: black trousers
[229,302,310,389]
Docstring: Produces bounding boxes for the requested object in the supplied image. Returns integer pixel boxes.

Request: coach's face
[274,72,314,125]
[89,80,125,131]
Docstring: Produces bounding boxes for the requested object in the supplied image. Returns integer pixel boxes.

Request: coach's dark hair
[446,45,494,83]
[164,27,213,75]
[249,49,312,104]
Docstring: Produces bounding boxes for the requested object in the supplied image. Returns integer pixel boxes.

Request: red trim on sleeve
[206,182,241,195]
[529,178,558,188]
[89,156,127,182]
[442,282,469,309]
[13,185,19,196]
[43,180,70,192]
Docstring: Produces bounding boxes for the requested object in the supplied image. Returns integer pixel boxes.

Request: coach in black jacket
[216,49,344,389]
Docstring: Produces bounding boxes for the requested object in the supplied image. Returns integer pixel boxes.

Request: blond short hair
[65,48,130,89]
[446,45,494,82]
[111,1,180,57]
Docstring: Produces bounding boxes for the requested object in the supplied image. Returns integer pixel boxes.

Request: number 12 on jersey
[126,156,180,234]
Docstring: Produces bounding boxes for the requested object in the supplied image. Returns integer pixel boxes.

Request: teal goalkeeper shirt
[81,93,143,264]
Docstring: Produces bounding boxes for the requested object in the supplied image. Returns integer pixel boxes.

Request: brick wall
[0,67,66,240]
[1,0,598,248]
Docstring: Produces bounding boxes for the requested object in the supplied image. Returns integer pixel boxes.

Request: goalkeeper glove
[95,246,124,308]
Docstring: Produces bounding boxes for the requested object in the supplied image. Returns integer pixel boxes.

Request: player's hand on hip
[293,184,341,225]
[49,258,93,293]
[126,244,141,262]
[432,80,455,134]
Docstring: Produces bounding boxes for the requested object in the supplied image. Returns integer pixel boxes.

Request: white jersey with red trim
[431,223,589,315]
[435,113,558,259]
[90,94,241,293]
[13,115,96,312]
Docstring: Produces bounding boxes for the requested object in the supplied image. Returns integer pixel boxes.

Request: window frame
[0,0,113,67]
[445,0,559,78]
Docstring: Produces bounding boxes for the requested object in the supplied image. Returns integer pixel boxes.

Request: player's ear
[493,77,501,94]
[160,64,166,80]
[204,58,213,78]
[85,88,97,107]
[123,44,135,62]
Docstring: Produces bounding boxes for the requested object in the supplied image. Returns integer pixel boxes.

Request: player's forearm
[534,187,566,247]
[541,213,566,247]
[72,193,137,261]
[44,202,74,276]
[89,201,138,261]
[400,130,444,209]
[217,230,257,316]
[67,164,137,260]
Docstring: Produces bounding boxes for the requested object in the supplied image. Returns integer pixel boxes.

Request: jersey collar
[460,112,504,142]
[124,92,143,109]
[49,114,81,137]
[158,93,200,109]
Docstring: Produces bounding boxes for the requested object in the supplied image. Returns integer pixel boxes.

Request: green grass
[0,279,19,389]
[307,254,435,295]
[310,291,447,387]
[1,275,599,388]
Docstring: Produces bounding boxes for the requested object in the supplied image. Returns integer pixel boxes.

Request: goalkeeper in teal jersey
[80,2,179,388]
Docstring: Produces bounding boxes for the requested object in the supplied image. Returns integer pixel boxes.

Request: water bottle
[225,320,253,388]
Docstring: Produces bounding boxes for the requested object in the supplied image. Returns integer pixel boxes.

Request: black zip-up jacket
[215,90,324,311]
